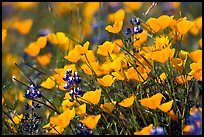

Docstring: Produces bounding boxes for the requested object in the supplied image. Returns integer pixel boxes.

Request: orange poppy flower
[139,93,163,109]
[119,94,135,107]
[158,100,173,113]
[190,16,202,36]
[36,36,47,49]
[175,75,193,85]
[108,9,125,23]
[75,104,86,118]
[24,42,40,57]
[13,19,33,35]
[134,124,153,135]
[105,21,123,33]
[64,49,81,63]
[37,53,52,66]
[78,89,101,105]
[75,41,90,55]
[40,76,56,89]
[2,29,7,43]
[189,50,202,62]
[176,19,195,35]
[97,75,115,87]
[198,38,202,48]
[167,110,178,121]
[100,101,116,114]
[97,41,115,56]
[123,2,142,11]
[113,39,123,53]
[80,114,101,129]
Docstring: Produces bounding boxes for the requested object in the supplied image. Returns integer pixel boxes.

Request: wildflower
[64,49,81,63]
[112,39,123,53]
[24,42,41,57]
[100,101,116,114]
[78,89,101,105]
[146,15,174,33]
[105,21,123,33]
[24,84,42,98]
[40,76,55,89]
[80,114,101,129]
[167,110,178,121]
[139,93,163,109]
[123,2,142,11]
[158,100,173,113]
[75,104,86,118]
[189,60,202,81]
[2,29,7,43]
[198,38,202,48]
[134,124,153,135]
[190,16,202,36]
[13,19,33,35]
[119,94,135,107]
[176,18,195,35]
[107,9,125,23]
[97,75,115,87]
[37,52,52,66]
[50,108,75,129]
[188,50,202,62]
[133,30,148,47]
[175,75,193,85]
[151,47,175,63]
[36,36,47,49]
[75,41,90,55]
[151,127,167,135]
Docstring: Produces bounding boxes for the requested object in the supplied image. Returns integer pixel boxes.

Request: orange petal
[24,42,40,57]
[97,75,115,87]
[105,21,123,33]
[119,94,135,107]
[134,124,153,135]
[80,114,101,129]
[40,76,55,89]
[158,100,173,113]
[167,110,178,121]
[78,89,101,105]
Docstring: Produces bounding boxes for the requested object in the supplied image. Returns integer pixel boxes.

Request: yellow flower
[134,124,153,135]
[155,36,171,50]
[189,59,202,81]
[112,71,125,80]
[123,2,142,11]
[156,72,167,84]
[75,104,86,118]
[7,114,23,125]
[189,50,202,62]
[119,94,135,107]
[108,9,125,23]
[133,30,148,47]
[100,101,116,114]
[176,18,195,35]
[167,110,178,121]
[170,58,184,72]
[105,21,123,33]
[50,108,75,128]
[75,41,90,55]
[190,16,202,36]
[158,100,173,113]
[175,75,193,85]
[80,114,101,129]
[151,47,175,63]
[24,42,41,57]
[198,38,202,48]
[139,93,163,110]
[37,52,52,66]
[146,15,174,33]
[112,39,124,53]
[40,76,56,89]
[78,89,101,105]
[80,50,95,63]
[97,41,115,56]
[13,19,33,35]
[2,29,7,43]
[36,36,47,49]
[97,75,115,87]
[64,49,81,63]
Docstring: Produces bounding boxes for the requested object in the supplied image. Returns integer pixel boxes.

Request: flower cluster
[63,69,84,102]
[24,84,42,99]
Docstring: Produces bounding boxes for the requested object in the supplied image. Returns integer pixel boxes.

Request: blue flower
[151,127,167,135]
